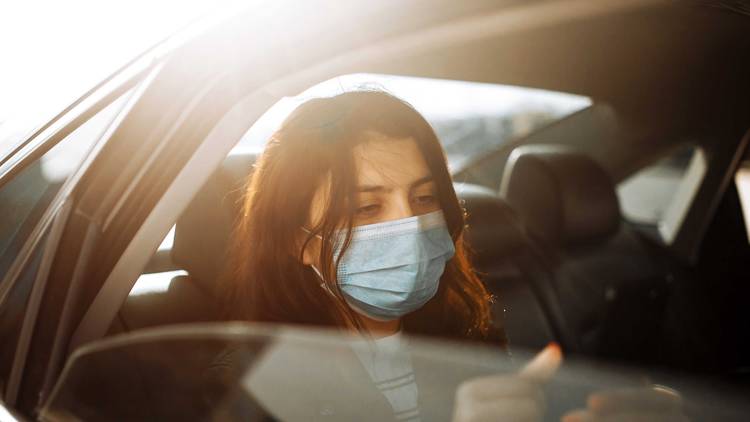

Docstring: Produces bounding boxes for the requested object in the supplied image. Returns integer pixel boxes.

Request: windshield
[43,324,750,422]
[231,74,591,172]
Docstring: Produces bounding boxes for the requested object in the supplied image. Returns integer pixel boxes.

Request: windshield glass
[43,324,750,422]
[231,74,591,172]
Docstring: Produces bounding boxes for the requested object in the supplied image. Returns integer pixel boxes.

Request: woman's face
[302,131,441,265]
[350,131,441,225]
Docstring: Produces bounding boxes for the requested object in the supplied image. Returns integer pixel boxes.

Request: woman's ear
[299,177,328,266]
[297,231,321,266]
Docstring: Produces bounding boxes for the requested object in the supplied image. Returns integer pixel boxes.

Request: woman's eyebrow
[357,176,433,192]
[357,185,387,193]
[410,175,434,188]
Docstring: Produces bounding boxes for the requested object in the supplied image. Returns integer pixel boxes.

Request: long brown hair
[223,90,499,342]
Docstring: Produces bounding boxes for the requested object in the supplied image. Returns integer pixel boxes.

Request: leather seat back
[499,144,674,359]
[500,144,620,249]
[459,183,557,349]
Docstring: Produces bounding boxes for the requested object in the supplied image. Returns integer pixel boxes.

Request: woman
[224,90,505,346]
[216,90,682,422]
[213,89,516,421]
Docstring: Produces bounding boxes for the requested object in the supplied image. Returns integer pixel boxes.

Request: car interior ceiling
[378,2,749,117]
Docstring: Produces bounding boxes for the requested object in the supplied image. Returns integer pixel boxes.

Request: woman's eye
[414,194,436,205]
[356,204,381,215]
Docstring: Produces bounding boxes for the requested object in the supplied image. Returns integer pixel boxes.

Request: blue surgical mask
[310,210,455,321]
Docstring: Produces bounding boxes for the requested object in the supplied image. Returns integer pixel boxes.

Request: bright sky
[0,0,590,157]
[0,0,227,150]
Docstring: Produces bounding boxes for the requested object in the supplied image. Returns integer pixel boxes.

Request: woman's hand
[453,343,563,422]
[562,385,688,422]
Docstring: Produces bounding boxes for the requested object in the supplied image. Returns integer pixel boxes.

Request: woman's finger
[599,411,689,422]
[587,386,682,415]
[563,410,689,422]
[456,375,540,401]
[452,343,561,422]
[454,397,542,422]
[561,409,593,422]
[519,342,563,382]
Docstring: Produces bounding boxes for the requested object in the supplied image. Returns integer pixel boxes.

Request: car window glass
[0,90,132,283]
[0,228,47,394]
[617,145,707,242]
[43,326,750,421]
[0,91,133,392]
[231,73,591,171]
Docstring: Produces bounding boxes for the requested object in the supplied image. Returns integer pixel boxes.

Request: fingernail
[587,394,604,411]
[561,414,580,422]
[546,342,562,357]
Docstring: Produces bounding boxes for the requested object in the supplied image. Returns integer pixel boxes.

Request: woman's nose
[387,193,415,220]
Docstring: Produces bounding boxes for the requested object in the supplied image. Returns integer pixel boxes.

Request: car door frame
[0,54,161,410]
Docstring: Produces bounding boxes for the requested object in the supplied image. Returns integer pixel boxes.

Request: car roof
[162,0,748,117]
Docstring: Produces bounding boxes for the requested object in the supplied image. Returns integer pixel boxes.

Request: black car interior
[5,2,749,420]
[85,0,750,394]
[117,143,699,373]
[499,145,684,364]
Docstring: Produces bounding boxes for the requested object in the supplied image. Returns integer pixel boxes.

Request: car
[1,0,750,420]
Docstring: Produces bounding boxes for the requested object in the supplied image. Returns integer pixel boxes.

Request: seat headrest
[171,153,257,291]
[456,184,528,269]
[499,145,620,247]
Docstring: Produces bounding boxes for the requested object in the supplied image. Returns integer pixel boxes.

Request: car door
[0,53,159,415]
[9,23,268,415]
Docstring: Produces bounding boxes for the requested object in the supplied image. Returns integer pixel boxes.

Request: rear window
[232,74,591,171]
[617,145,707,243]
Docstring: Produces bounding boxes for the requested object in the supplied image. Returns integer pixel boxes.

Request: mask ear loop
[301,227,337,296]
[310,264,337,296]
[302,227,379,335]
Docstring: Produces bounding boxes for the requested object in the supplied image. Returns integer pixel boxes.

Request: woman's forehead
[306,133,432,226]
[353,134,431,189]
